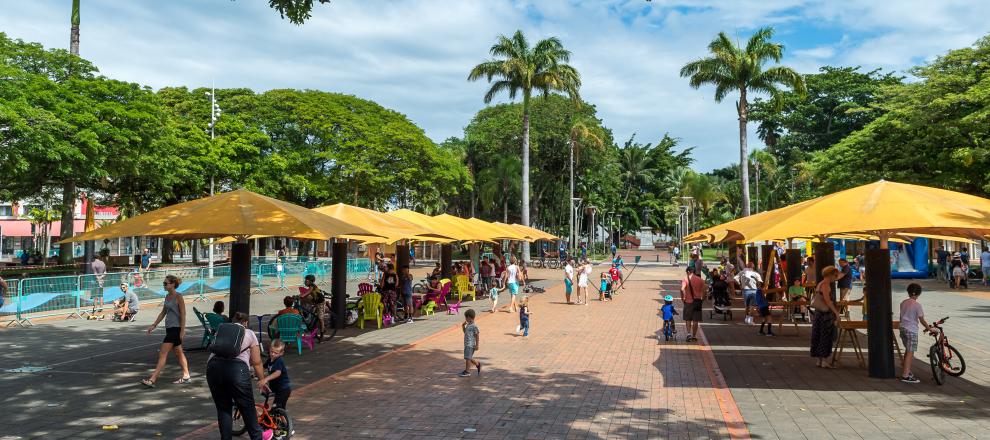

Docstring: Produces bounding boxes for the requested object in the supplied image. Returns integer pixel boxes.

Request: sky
[2,0,988,171]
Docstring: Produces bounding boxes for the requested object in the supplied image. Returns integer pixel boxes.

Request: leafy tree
[266,0,332,24]
[680,27,805,217]
[468,30,582,255]
[813,35,990,195]
[477,156,522,223]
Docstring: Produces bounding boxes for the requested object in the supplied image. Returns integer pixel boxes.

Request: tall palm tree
[469,30,581,259]
[477,156,522,223]
[568,119,603,249]
[680,27,805,217]
[618,145,657,203]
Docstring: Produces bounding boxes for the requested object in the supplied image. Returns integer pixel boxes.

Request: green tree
[267,0,332,24]
[477,156,522,223]
[680,27,805,217]
[468,30,582,256]
[813,35,990,195]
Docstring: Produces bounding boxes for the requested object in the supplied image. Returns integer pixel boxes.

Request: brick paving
[701,276,990,440]
[0,266,551,440]
[180,262,738,440]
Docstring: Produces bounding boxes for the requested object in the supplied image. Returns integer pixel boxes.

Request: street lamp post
[205,85,222,277]
[571,197,582,255]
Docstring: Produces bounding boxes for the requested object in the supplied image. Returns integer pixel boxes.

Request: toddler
[262,340,292,410]
[518,296,531,337]
[460,309,481,377]
[660,295,678,342]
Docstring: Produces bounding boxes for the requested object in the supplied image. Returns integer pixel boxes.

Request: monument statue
[636,208,655,250]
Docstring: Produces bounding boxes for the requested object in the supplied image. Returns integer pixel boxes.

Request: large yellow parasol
[462,218,531,241]
[62,189,385,243]
[313,203,454,244]
[686,180,990,243]
[499,222,558,241]
[388,210,492,243]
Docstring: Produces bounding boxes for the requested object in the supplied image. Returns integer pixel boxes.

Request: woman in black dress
[810,266,841,368]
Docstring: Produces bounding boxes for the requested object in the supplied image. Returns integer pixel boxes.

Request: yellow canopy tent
[685,180,990,378]
[313,203,454,244]
[500,222,558,241]
[61,189,385,317]
[462,218,531,241]
[387,210,492,243]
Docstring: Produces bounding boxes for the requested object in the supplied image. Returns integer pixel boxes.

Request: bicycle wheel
[941,344,966,377]
[412,283,428,294]
[929,345,945,385]
[231,408,247,436]
[271,408,293,439]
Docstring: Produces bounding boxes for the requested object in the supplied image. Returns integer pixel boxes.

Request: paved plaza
[5,257,990,439]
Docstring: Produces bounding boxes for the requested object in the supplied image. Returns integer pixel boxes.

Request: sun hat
[664,295,673,301]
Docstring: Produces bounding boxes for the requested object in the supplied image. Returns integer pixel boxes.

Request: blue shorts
[743,289,757,307]
[464,346,475,360]
[564,279,573,294]
[508,283,519,295]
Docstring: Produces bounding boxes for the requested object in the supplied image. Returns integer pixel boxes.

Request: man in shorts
[681,266,706,342]
[735,262,763,325]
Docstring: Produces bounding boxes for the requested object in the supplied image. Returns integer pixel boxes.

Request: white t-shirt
[506,264,519,285]
[564,264,574,281]
[899,298,924,334]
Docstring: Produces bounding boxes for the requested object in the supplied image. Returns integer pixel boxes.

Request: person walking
[672,245,681,266]
[141,274,191,387]
[576,259,590,305]
[735,262,763,325]
[502,256,522,313]
[139,248,152,277]
[898,283,933,383]
[206,312,272,440]
[810,266,841,368]
[563,258,575,304]
[518,296,532,337]
[680,266,706,342]
[935,245,949,281]
[460,309,481,377]
[400,265,415,323]
[837,258,853,317]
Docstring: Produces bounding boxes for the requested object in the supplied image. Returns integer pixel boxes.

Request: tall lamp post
[205,86,222,277]
[678,196,693,257]
[571,197,582,255]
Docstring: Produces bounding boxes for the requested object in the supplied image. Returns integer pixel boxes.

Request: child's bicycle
[926,316,965,385]
[662,319,675,341]
[232,393,293,438]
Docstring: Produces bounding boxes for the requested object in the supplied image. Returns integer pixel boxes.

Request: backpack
[209,323,247,359]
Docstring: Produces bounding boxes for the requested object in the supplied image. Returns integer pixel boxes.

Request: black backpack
[209,323,247,358]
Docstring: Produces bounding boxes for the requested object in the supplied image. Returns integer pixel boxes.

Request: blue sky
[2,0,988,171]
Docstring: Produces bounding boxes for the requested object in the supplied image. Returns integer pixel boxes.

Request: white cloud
[1,0,988,171]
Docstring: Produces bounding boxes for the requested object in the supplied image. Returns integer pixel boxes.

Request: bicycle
[926,316,965,385]
[232,393,293,438]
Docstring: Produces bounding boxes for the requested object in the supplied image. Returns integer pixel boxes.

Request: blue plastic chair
[273,313,306,355]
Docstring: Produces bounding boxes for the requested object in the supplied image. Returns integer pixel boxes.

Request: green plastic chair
[357,292,383,329]
[205,313,225,333]
[274,313,306,355]
[193,307,216,348]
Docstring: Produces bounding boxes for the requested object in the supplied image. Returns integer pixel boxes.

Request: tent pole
[867,231,895,378]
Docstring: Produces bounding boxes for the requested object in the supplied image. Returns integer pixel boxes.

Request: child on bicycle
[660,295,677,342]
[262,340,292,409]
[899,283,933,384]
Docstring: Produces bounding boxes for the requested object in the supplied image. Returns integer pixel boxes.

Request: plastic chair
[421,300,436,316]
[357,292,383,329]
[357,283,375,296]
[273,313,307,355]
[447,296,462,315]
[453,275,476,302]
[204,312,225,333]
[193,307,216,348]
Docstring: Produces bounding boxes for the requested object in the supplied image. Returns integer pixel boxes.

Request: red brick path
[183,267,743,439]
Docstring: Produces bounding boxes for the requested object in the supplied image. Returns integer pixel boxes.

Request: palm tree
[618,145,657,203]
[477,156,522,223]
[568,119,603,249]
[680,27,805,217]
[750,150,778,213]
[469,30,581,259]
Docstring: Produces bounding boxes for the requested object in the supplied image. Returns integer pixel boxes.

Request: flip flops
[172,377,191,384]
[140,379,155,388]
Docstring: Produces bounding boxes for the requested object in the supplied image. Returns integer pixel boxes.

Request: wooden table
[768,301,807,335]
[833,319,901,367]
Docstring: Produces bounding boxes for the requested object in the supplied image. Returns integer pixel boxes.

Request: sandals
[173,377,192,384]
[140,379,156,388]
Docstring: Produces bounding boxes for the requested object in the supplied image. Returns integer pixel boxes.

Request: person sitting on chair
[113,283,140,321]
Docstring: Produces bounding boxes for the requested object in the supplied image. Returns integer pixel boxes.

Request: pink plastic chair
[446,297,461,315]
[358,283,375,296]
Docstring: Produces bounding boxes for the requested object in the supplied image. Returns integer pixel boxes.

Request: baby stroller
[708,285,733,321]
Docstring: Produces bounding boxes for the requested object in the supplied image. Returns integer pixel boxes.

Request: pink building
[0,198,120,259]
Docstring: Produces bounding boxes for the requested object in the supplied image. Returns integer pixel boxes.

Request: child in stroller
[708,269,733,320]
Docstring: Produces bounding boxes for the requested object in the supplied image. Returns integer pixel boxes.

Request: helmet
[664,295,673,302]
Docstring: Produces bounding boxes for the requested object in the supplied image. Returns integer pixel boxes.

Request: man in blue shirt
[140,248,151,275]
